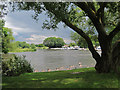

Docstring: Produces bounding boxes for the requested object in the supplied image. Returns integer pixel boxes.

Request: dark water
[13,49,96,72]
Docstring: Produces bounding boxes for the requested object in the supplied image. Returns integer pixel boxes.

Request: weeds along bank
[2,54,33,76]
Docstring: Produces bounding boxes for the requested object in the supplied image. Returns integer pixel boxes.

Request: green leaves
[2,27,14,54]
[2,54,33,76]
[70,31,99,48]
[30,43,36,50]
[43,37,65,48]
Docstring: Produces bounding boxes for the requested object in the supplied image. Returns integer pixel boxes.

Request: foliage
[36,44,45,47]
[16,41,30,49]
[15,41,36,50]
[8,42,18,52]
[0,20,4,28]
[108,30,120,44]
[8,41,37,52]
[43,37,65,48]
[36,44,48,49]
[69,42,76,47]
[30,43,36,49]
[0,20,4,52]
[2,27,14,54]
[37,46,49,49]
[70,32,99,48]
[2,67,119,88]
[2,54,33,76]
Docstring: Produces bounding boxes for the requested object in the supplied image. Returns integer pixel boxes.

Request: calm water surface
[13,49,96,72]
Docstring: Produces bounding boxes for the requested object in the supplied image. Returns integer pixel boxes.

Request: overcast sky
[4,10,75,44]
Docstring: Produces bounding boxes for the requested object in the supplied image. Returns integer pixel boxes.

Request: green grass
[2,67,119,88]
[9,48,36,53]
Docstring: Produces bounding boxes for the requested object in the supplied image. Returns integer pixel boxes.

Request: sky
[4,9,75,44]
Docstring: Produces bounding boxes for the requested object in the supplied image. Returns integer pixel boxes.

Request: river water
[12,49,96,72]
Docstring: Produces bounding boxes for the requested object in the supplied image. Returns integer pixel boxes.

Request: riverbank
[9,48,36,53]
[8,47,49,53]
[36,47,49,49]
[2,67,119,88]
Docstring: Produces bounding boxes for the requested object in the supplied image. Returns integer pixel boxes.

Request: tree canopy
[1,25,14,54]
[69,42,76,47]
[70,31,99,48]
[43,37,65,48]
[35,44,45,47]
[30,43,36,49]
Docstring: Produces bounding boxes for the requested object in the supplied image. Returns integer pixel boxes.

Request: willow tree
[13,2,120,73]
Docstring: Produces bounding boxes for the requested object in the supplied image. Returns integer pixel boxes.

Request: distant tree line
[15,41,36,49]
[43,37,65,48]
[70,31,99,48]
[35,44,45,47]
[7,41,36,53]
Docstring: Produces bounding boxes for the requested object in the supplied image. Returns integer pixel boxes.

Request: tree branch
[97,2,107,26]
[43,2,101,61]
[74,2,96,20]
[74,2,107,37]
[87,2,97,14]
[108,22,120,40]
[62,19,101,61]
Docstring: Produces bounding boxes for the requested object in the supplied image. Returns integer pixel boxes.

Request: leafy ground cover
[2,67,119,88]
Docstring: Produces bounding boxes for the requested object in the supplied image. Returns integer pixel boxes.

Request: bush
[69,43,76,47]
[36,44,45,47]
[2,54,33,76]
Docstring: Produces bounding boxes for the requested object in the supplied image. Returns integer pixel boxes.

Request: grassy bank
[9,48,36,53]
[9,47,48,53]
[36,47,49,49]
[2,67,119,88]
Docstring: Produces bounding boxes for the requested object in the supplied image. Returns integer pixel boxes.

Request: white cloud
[26,38,36,41]
[5,22,37,33]
[13,31,18,36]
[4,16,39,33]
[31,34,47,39]
[64,39,74,44]
[25,34,47,44]
[25,34,74,44]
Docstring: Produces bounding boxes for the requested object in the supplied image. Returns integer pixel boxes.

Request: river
[12,49,96,72]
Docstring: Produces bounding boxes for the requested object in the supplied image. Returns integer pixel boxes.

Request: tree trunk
[95,39,120,74]
[112,41,120,74]
[95,51,112,73]
[95,36,113,73]
[95,53,112,73]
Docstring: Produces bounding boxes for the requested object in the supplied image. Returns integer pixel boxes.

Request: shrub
[37,44,45,47]
[2,54,33,76]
